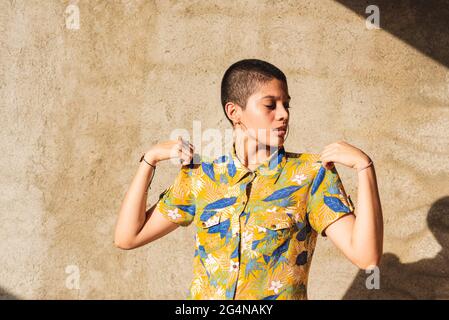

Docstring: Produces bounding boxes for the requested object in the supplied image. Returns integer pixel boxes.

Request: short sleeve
[155,164,198,227]
[306,163,355,236]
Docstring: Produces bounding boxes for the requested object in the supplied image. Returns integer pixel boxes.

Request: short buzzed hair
[221,59,288,126]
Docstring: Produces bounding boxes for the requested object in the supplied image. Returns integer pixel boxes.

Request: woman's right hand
[144,136,195,166]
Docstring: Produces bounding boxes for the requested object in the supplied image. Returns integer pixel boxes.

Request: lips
[273,126,287,132]
[273,126,287,136]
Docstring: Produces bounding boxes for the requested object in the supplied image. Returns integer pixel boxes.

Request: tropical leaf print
[204,197,237,210]
[295,223,312,241]
[263,254,270,264]
[311,165,326,195]
[198,251,211,278]
[323,195,350,213]
[202,162,215,181]
[231,245,239,258]
[270,238,290,267]
[198,245,208,259]
[327,180,340,194]
[245,259,264,278]
[227,161,236,177]
[251,239,263,250]
[158,150,354,300]
[262,185,303,201]
[244,211,251,224]
[262,294,278,300]
[208,219,230,238]
[264,229,280,243]
[268,148,285,170]
[200,210,219,222]
[278,195,296,208]
[176,204,196,216]
[219,174,228,184]
[214,155,228,163]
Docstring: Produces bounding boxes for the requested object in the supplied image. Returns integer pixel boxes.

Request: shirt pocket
[195,209,232,254]
[250,208,297,256]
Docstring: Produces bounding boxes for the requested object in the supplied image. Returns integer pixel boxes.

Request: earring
[235,120,248,131]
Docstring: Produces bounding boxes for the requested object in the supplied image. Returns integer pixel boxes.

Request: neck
[234,136,278,171]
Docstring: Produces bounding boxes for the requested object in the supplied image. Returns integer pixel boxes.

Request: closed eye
[264,104,290,110]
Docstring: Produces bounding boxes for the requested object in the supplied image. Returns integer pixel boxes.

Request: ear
[225,102,241,124]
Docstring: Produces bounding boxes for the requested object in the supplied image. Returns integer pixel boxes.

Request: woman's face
[235,78,290,148]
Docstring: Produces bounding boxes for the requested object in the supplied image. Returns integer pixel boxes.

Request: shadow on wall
[335,0,449,68]
[344,196,449,299]
[0,287,18,300]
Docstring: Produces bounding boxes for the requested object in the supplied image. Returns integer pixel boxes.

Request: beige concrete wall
[1,0,448,299]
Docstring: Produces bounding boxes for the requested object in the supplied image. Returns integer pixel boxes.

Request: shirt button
[271,224,277,228]
[242,200,246,205]
[201,222,206,227]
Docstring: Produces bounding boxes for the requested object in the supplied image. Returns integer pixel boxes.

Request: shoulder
[284,151,324,180]
[285,150,322,166]
[180,152,218,178]
[178,153,231,192]
[177,153,203,178]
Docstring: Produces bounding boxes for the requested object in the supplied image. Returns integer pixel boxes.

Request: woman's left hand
[319,140,371,171]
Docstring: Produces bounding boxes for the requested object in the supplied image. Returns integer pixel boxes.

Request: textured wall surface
[1,0,448,299]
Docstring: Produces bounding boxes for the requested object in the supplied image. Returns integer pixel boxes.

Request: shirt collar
[225,142,287,185]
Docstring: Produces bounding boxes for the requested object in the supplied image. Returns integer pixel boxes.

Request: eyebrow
[260,95,291,101]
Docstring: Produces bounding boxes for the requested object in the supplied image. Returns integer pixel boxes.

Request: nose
[276,102,289,121]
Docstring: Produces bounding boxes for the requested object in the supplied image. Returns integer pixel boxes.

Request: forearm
[114,154,156,246]
[350,164,384,267]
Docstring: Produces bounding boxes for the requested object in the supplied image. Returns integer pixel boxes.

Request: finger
[178,137,194,151]
[177,140,183,158]
[176,137,183,152]
[320,158,334,170]
[179,147,193,159]
[320,149,334,159]
[176,137,194,164]
[179,145,194,159]
[319,153,335,170]
[184,141,195,152]
[177,139,193,154]
[180,144,194,158]
[181,141,194,151]
[319,148,329,159]
[179,149,194,165]
[177,136,188,152]
[178,145,186,164]
[321,144,337,154]
[319,150,329,161]
[179,150,186,164]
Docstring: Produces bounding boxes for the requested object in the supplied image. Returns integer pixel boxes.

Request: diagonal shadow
[343,196,449,299]
[0,286,18,300]
[335,0,449,69]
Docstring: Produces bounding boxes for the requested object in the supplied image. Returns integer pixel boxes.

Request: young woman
[114,59,383,300]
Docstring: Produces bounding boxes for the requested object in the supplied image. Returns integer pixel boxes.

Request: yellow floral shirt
[156,143,355,300]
